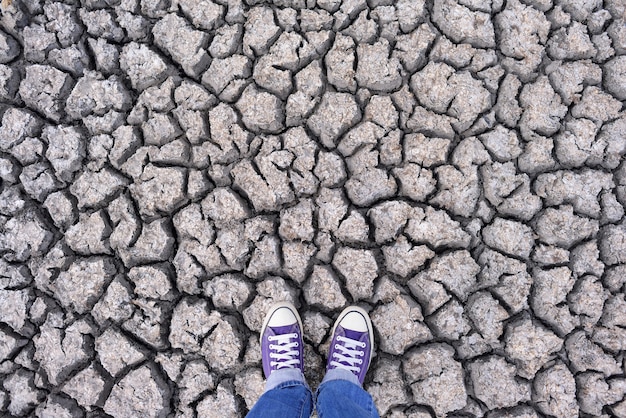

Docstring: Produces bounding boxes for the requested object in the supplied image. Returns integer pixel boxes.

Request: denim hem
[265,368,307,392]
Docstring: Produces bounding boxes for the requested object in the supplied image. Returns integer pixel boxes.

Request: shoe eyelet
[293,342,299,347]
[334,344,340,349]
[359,351,364,356]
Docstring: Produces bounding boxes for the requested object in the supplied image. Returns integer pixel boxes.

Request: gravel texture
[0,0,625,417]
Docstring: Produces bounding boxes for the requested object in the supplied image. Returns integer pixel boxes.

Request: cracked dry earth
[0,0,626,417]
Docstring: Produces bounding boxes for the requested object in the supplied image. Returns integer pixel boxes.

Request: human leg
[246,302,314,418]
[315,307,380,418]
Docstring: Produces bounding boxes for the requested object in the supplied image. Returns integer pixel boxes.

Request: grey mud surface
[1,0,626,416]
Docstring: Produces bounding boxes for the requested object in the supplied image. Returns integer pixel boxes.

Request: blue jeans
[246,369,380,418]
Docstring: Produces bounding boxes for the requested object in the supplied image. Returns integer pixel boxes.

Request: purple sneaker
[260,302,304,379]
[326,306,374,385]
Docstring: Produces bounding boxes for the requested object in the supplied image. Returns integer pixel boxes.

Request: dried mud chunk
[600,224,626,266]
[65,72,131,120]
[121,218,175,267]
[177,0,223,30]
[469,356,531,409]
[0,289,31,334]
[178,361,216,408]
[355,38,402,92]
[367,359,410,417]
[430,165,480,217]
[246,234,281,278]
[533,363,579,418]
[280,198,315,241]
[392,164,436,202]
[404,343,467,416]
[19,65,73,122]
[535,206,599,249]
[332,247,378,301]
[104,365,170,418]
[410,63,491,133]
[173,203,214,247]
[286,61,324,127]
[43,125,85,182]
[303,265,346,311]
[497,0,550,79]
[0,30,20,63]
[368,200,411,244]
[427,299,471,340]
[232,159,291,212]
[432,0,495,48]
[196,382,238,417]
[129,164,187,219]
[235,84,284,133]
[604,55,626,100]
[202,187,250,225]
[569,275,607,330]
[311,188,348,235]
[566,331,621,376]
[123,298,169,349]
[96,328,146,376]
[120,43,169,91]
[3,369,44,416]
[70,168,129,210]
[282,242,317,283]
[413,250,479,301]
[209,23,242,58]
[253,32,302,99]
[517,136,557,174]
[19,162,62,202]
[404,134,450,167]
[34,395,81,417]
[33,314,91,385]
[467,291,509,342]
[153,14,210,77]
[243,6,280,57]
[169,298,213,354]
[201,313,243,372]
[393,24,436,73]
[577,372,626,416]
[345,168,398,207]
[554,118,605,168]
[0,64,19,103]
[308,92,361,148]
[547,60,602,106]
[325,33,356,93]
[203,55,250,102]
[519,76,567,138]
[504,318,563,379]
[0,211,53,262]
[204,274,252,310]
[572,86,623,124]
[61,365,106,409]
[482,218,534,259]
[336,211,369,244]
[532,267,579,335]
[65,210,112,255]
[383,237,435,278]
[494,73,523,127]
[548,21,597,60]
[79,8,124,42]
[53,258,116,315]
[373,294,431,355]
[22,24,57,62]
[243,277,299,332]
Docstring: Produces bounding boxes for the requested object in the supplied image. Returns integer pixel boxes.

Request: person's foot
[260,302,304,379]
[326,306,374,385]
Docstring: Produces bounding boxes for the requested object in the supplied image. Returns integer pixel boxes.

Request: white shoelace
[330,335,366,373]
[268,333,300,369]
